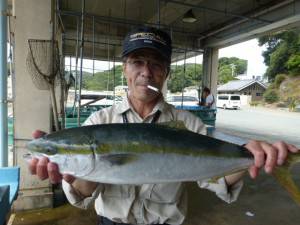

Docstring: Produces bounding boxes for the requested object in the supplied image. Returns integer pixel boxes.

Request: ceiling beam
[203,14,300,48]
[58,9,205,38]
[163,0,273,24]
[197,0,295,42]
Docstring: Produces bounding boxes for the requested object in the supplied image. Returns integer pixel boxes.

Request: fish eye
[44,146,57,155]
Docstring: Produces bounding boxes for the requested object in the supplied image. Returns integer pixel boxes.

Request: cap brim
[122,45,170,62]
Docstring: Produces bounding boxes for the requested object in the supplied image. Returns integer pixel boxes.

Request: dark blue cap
[122,26,172,62]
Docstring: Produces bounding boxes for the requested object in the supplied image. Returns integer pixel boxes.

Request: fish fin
[158,121,188,130]
[100,153,138,166]
[273,153,300,206]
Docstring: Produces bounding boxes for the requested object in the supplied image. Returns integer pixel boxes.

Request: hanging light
[182,9,197,23]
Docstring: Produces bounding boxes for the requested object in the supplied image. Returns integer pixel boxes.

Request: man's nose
[140,62,153,77]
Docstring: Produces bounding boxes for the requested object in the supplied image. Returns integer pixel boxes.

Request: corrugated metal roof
[217,79,267,91]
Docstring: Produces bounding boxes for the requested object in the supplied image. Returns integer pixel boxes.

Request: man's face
[123,48,169,102]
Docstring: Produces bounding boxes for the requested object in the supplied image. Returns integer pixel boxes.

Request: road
[215,106,300,146]
[182,106,300,225]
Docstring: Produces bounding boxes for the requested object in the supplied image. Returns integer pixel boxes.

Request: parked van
[166,95,199,107]
[216,94,241,109]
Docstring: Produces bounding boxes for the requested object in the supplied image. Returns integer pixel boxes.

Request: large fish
[26,122,300,205]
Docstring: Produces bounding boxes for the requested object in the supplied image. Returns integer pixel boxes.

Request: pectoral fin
[100,153,138,166]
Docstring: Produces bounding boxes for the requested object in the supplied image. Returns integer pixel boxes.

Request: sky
[174,39,267,78]
[65,38,267,78]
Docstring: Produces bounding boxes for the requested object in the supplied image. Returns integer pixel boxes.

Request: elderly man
[29,26,298,225]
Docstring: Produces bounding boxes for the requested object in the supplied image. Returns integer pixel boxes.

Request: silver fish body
[27,123,253,184]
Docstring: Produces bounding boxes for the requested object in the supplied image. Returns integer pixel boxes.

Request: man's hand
[29,155,75,184]
[245,140,299,179]
[28,130,98,197]
[28,130,75,184]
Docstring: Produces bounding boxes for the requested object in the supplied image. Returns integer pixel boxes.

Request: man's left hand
[245,140,299,179]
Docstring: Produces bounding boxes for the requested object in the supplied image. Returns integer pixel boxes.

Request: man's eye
[151,62,163,70]
[133,60,144,66]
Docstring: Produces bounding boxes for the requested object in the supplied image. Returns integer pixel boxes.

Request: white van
[216,94,241,109]
[166,95,199,107]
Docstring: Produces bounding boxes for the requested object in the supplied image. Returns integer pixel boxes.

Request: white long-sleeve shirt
[62,97,243,225]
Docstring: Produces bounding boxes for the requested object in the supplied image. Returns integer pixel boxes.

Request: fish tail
[272,153,300,206]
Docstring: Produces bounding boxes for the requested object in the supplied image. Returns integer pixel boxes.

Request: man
[201,87,215,109]
[29,26,298,225]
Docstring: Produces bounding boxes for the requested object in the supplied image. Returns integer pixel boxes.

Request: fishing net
[26,39,61,130]
[26,39,61,90]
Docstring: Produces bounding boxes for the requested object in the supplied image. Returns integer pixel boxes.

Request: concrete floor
[184,169,300,225]
[10,166,300,225]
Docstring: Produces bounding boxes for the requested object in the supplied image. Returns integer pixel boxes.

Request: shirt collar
[115,95,169,116]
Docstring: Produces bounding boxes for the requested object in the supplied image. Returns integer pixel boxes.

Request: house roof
[217,79,267,92]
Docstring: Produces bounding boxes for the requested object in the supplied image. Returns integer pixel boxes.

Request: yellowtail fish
[26,122,300,205]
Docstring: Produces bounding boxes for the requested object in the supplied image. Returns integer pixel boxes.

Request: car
[166,95,199,107]
[216,94,241,109]
[91,95,123,106]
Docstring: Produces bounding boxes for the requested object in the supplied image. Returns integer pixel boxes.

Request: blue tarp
[0,185,10,225]
[0,166,20,223]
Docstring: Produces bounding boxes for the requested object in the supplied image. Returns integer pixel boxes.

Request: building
[217,79,267,105]
[114,85,128,96]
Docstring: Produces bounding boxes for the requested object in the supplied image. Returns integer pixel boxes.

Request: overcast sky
[65,38,267,78]
[175,39,267,78]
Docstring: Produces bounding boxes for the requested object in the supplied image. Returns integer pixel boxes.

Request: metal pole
[113,55,115,103]
[0,0,8,167]
[157,0,160,28]
[181,49,187,109]
[92,16,95,76]
[61,34,65,129]
[77,0,85,126]
[72,17,80,116]
[51,0,59,131]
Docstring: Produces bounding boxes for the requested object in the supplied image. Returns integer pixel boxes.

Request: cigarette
[147,85,159,93]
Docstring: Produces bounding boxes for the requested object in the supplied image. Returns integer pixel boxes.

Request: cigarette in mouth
[147,85,160,93]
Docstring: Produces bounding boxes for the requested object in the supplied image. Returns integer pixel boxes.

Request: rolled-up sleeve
[197,177,244,203]
[62,180,103,209]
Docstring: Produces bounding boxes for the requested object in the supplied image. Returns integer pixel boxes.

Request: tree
[168,63,202,93]
[82,65,126,91]
[286,54,300,75]
[217,57,246,84]
[258,30,300,81]
[218,65,238,84]
[218,57,247,75]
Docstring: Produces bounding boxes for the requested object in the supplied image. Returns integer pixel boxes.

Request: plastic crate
[64,105,108,128]
[175,106,216,127]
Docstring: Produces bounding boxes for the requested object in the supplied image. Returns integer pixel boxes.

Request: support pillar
[202,47,219,97]
[13,0,53,210]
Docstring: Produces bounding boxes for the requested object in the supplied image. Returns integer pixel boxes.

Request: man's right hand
[28,130,75,184]
[28,130,98,197]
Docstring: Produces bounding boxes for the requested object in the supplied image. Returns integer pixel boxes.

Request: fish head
[27,136,95,178]
[27,138,59,156]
